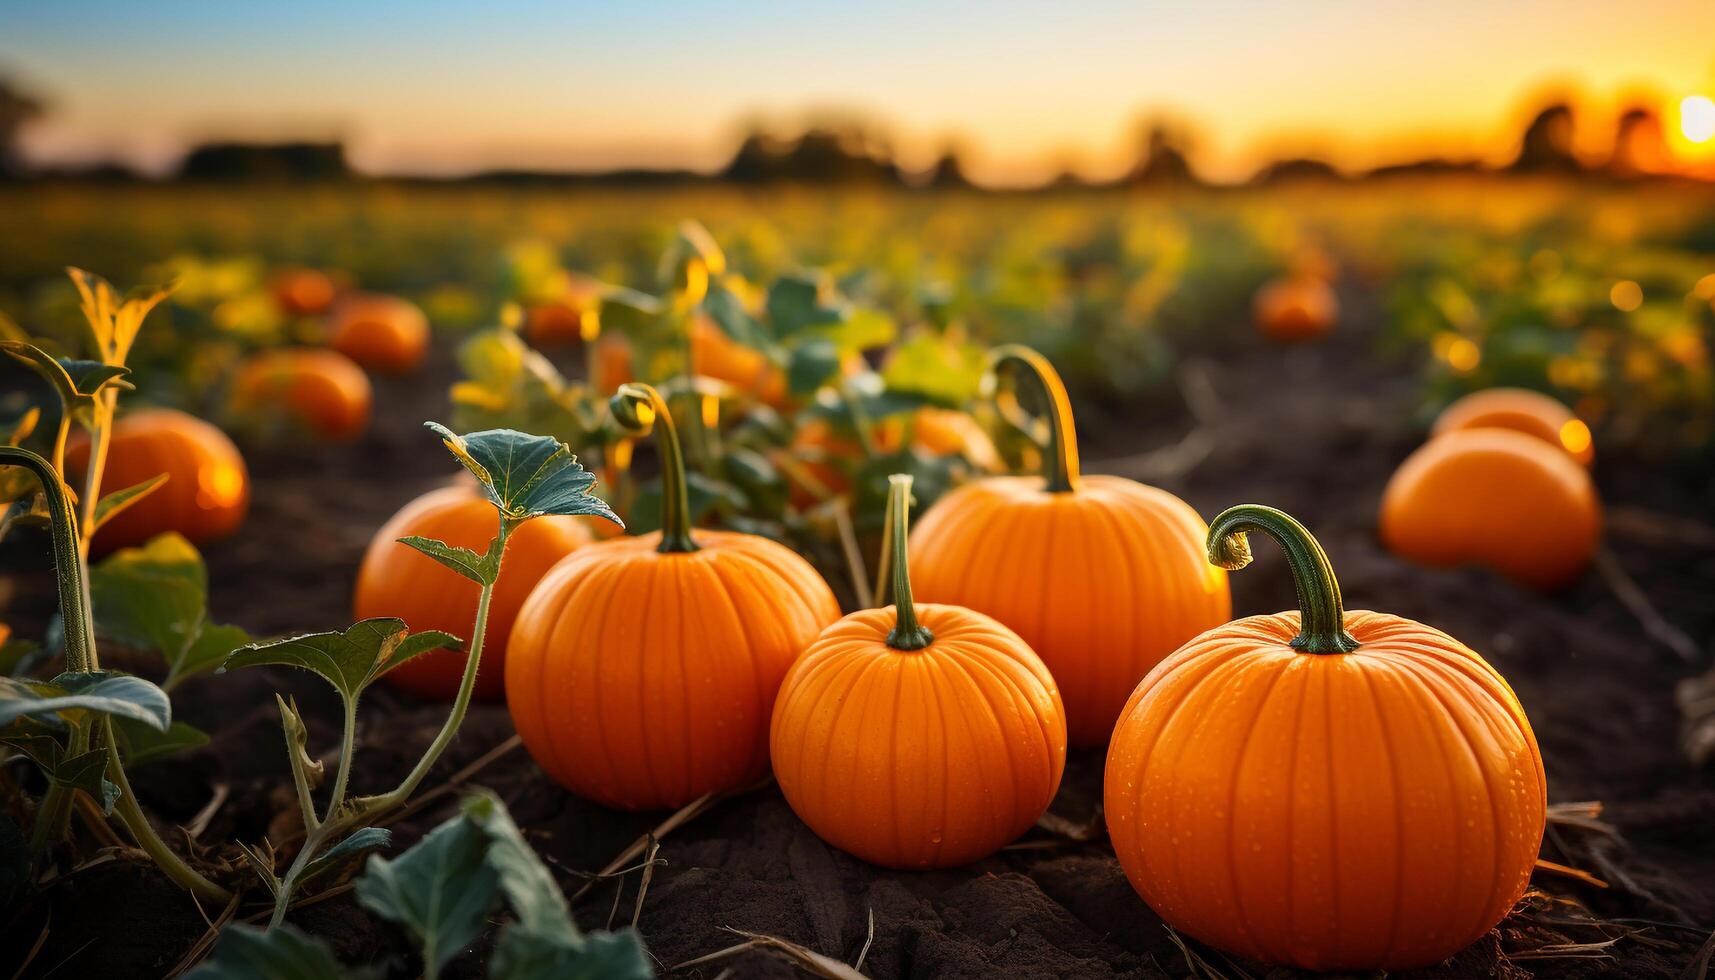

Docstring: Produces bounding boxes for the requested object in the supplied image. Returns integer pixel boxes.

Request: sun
[1683,95,1715,144]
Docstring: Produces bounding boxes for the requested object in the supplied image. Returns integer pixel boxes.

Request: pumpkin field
[1,176,1714,980]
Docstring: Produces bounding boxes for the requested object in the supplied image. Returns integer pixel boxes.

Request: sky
[5,0,1715,185]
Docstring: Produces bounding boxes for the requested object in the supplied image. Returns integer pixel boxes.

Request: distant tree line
[0,72,1693,188]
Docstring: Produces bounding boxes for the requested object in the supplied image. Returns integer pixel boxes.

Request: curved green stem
[1206,504,1360,655]
[611,383,699,553]
[883,474,933,651]
[78,393,116,558]
[988,345,1080,493]
[0,447,96,673]
[106,723,232,905]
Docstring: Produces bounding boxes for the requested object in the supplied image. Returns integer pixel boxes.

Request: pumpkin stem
[989,345,1081,493]
[883,473,934,651]
[1206,504,1360,655]
[611,383,699,553]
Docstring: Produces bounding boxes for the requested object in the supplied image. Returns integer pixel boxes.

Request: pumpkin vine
[611,382,698,553]
[989,344,1081,494]
[1205,503,1360,654]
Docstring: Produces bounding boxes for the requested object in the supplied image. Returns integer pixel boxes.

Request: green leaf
[93,474,170,532]
[398,534,500,586]
[424,423,622,527]
[53,749,119,813]
[786,340,842,396]
[0,672,171,730]
[301,827,391,888]
[1,341,134,408]
[113,717,210,767]
[225,619,458,704]
[702,281,771,347]
[459,792,570,941]
[184,923,367,980]
[766,273,844,335]
[91,534,248,687]
[491,929,654,980]
[355,806,499,978]
[882,332,989,407]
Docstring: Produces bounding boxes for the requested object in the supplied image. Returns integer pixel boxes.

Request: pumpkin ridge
[1321,662,1343,962]
[816,653,891,821]
[943,639,1058,807]
[935,645,1022,850]
[1353,661,1409,962]
[672,557,700,803]
[922,651,953,867]
[1394,654,1522,948]
[707,555,770,774]
[1221,658,1293,957]
[527,557,593,784]
[1278,660,1313,960]
[881,656,908,862]
[1388,653,1473,954]
[549,558,624,789]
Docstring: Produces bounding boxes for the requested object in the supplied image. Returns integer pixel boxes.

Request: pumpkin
[270,267,337,317]
[1253,275,1338,342]
[1106,504,1546,971]
[590,333,635,394]
[354,484,594,701]
[328,293,429,374]
[781,408,999,507]
[772,473,1065,869]
[1432,387,1594,466]
[524,303,584,348]
[67,408,249,553]
[908,346,1231,746]
[230,348,372,442]
[692,316,786,405]
[506,383,840,809]
[1380,428,1600,590]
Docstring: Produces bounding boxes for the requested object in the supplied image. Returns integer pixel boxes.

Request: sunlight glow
[1682,96,1715,144]
[196,463,246,509]
[1558,419,1593,458]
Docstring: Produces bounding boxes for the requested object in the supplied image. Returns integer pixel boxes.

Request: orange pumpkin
[1380,428,1600,590]
[908,346,1231,746]
[781,408,998,508]
[524,303,584,348]
[328,293,429,374]
[1432,387,1594,467]
[506,383,840,809]
[692,317,786,405]
[231,348,372,442]
[354,484,594,701]
[1107,504,1545,971]
[270,267,337,317]
[772,474,1065,868]
[589,333,635,394]
[1253,276,1338,342]
[67,408,249,553]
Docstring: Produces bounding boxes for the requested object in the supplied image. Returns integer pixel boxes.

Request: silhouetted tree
[0,76,45,178]
[925,145,971,189]
[1509,103,1581,173]
[1251,157,1343,185]
[719,120,900,184]
[1125,122,1200,187]
[1607,107,1671,179]
[178,141,350,181]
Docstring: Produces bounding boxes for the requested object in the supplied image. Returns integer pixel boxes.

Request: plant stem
[105,722,232,904]
[0,447,97,673]
[1205,504,1360,655]
[611,383,699,553]
[883,474,934,651]
[989,345,1081,493]
[77,393,116,559]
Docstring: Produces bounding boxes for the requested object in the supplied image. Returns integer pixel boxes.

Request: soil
[4,285,1715,979]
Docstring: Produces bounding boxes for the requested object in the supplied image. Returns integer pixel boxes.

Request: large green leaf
[184,923,369,980]
[355,807,499,978]
[882,332,988,407]
[91,533,250,688]
[424,423,621,527]
[786,340,842,396]
[0,672,171,730]
[225,619,460,704]
[766,273,844,335]
[702,280,772,347]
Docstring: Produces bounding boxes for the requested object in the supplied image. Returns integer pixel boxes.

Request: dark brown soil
[5,286,1715,978]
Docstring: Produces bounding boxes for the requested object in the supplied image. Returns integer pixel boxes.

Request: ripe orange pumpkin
[523,303,584,348]
[328,293,429,374]
[692,317,786,405]
[1432,387,1594,467]
[67,408,248,553]
[270,267,337,317]
[506,383,840,809]
[772,473,1065,869]
[908,346,1231,746]
[1253,276,1338,342]
[590,333,635,394]
[354,484,594,701]
[231,348,372,442]
[1107,504,1546,971]
[1380,428,1600,590]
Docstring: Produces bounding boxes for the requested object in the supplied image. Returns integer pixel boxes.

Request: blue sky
[5,0,1713,183]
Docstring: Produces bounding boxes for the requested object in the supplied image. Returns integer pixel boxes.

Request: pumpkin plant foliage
[189,793,652,980]
[225,422,621,928]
